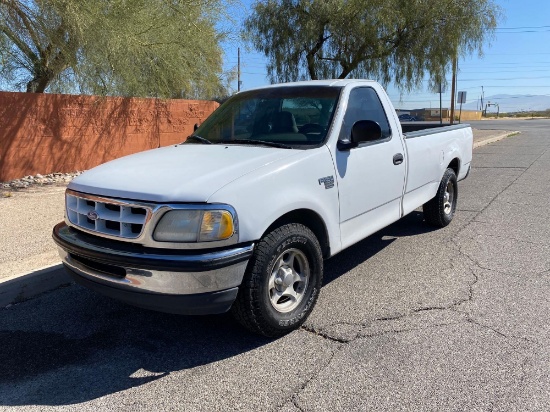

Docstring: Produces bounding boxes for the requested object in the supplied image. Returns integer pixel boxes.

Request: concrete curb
[0,130,523,308]
[473,131,520,149]
[0,263,71,308]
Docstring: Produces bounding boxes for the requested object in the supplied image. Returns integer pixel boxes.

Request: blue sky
[223,0,550,111]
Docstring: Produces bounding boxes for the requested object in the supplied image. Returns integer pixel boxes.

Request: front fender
[207,147,342,256]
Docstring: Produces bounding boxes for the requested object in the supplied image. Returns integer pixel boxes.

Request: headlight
[153,209,235,242]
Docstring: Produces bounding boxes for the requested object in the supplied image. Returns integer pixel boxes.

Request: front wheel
[423,168,458,227]
[231,223,323,337]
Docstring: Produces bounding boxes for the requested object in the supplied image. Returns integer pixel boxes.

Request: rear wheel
[423,168,458,227]
[231,223,323,337]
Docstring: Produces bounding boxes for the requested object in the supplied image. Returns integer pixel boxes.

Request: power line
[496,25,550,29]
[482,52,550,56]
[460,85,550,88]
[484,95,550,100]
[457,76,550,81]
[459,69,550,74]
[495,29,550,33]
[459,61,550,66]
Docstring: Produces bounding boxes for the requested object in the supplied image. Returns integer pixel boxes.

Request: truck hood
[68,144,301,203]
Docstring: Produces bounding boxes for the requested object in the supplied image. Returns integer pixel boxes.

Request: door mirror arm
[337,140,358,151]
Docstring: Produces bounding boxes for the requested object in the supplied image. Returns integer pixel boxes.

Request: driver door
[335,87,406,249]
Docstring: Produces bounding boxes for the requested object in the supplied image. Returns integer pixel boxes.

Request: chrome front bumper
[53,222,253,314]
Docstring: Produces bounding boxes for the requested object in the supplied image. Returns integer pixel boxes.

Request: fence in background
[0,91,218,181]
[456,110,482,121]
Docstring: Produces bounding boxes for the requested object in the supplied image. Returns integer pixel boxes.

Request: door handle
[393,153,404,165]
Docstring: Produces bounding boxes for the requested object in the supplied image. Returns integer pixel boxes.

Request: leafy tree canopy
[0,0,231,98]
[245,0,501,92]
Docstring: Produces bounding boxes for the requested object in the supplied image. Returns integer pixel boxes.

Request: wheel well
[263,209,331,258]
[448,158,460,175]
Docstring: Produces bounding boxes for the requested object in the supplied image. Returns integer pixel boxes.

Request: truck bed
[401,123,473,216]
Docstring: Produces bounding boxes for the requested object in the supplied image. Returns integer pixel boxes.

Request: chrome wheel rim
[268,248,310,313]
[443,181,454,215]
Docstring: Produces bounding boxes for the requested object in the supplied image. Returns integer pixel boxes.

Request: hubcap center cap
[277,267,294,288]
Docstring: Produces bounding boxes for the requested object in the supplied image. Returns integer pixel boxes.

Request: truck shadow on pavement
[323,211,437,285]
[0,212,435,406]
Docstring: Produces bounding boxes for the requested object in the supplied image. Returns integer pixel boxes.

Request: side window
[339,87,392,142]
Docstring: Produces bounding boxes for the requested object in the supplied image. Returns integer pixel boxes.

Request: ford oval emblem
[87,210,99,221]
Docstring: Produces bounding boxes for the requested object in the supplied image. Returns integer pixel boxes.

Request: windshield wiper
[185,134,212,144]
[224,139,292,149]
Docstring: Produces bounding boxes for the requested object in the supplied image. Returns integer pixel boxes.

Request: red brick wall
[0,91,218,181]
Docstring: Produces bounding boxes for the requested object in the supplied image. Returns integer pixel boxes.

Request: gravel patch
[1,171,84,194]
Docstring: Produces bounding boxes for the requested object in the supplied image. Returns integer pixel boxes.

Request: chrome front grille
[66,191,151,239]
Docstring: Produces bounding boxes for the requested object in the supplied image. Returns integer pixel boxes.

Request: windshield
[191,86,342,148]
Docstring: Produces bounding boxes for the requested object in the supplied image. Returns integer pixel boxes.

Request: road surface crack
[300,323,356,343]
[277,343,342,412]
[486,234,549,247]
[359,322,462,339]
[465,318,542,348]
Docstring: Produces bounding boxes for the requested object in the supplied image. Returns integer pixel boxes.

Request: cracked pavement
[1,120,549,411]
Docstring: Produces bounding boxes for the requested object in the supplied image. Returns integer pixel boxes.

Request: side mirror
[351,120,382,143]
[194,123,200,131]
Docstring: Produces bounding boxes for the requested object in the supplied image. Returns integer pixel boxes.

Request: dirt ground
[0,185,66,278]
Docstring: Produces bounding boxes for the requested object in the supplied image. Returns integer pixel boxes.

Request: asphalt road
[1,119,549,411]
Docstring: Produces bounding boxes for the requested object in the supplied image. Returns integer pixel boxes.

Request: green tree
[245,0,501,91]
[0,0,231,98]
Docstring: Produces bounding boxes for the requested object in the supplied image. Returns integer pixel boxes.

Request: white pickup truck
[53,80,473,337]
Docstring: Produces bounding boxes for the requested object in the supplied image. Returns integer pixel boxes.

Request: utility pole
[237,48,241,92]
[450,55,457,125]
[481,86,485,117]
[439,82,443,125]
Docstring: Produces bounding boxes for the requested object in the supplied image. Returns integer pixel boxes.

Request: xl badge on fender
[318,175,334,189]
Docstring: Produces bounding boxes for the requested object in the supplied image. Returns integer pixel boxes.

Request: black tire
[423,168,458,227]
[231,223,323,337]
